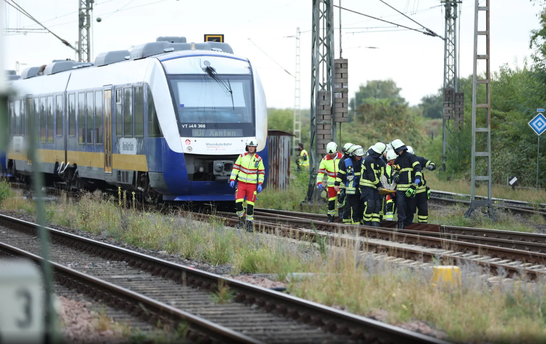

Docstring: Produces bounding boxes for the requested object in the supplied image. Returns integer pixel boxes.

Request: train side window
[134,86,144,137]
[116,88,122,137]
[33,98,40,137]
[123,87,133,137]
[78,92,85,144]
[68,93,76,137]
[21,100,26,136]
[56,95,63,136]
[86,92,94,144]
[14,100,21,136]
[147,87,162,137]
[40,97,46,143]
[47,96,53,143]
[8,100,14,136]
[95,90,103,144]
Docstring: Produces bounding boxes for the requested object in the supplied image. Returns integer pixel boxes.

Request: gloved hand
[377,186,384,193]
[427,163,436,171]
[257,184,263,193]
[427,187,431,200]
[393,173,400,183]
[414,178,421,186]
[317,183,324,190]
[405,184,417,198]
[229,180,236,188]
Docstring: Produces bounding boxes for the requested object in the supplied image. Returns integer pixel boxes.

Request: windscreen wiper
[203,62,235,110]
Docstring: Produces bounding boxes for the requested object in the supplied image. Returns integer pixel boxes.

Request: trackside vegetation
[2,186,546,342]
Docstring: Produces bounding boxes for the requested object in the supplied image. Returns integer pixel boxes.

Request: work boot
[397,221,405,230]
[246,221,254,233]
[237,217,245,229]
[362,221,371,226]
[327,214,334,223]
[372,222,380,227]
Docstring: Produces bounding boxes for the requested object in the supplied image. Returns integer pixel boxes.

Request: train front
[155,52,268,201]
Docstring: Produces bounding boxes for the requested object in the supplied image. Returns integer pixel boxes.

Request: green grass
[5,185,546,342]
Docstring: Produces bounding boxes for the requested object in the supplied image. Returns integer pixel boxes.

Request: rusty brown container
[267,130,294,190]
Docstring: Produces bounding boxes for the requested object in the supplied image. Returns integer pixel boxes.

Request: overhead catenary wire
[4,0,78,51]
[378,0,443,39]
[247,38,294,78]
[334,4,444,40]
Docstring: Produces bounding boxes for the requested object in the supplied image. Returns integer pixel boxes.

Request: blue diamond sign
[529,113,546,136]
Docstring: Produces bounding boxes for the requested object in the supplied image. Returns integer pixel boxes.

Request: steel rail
[214,212,546,280]
[0,213,447,344]
[0,241,260,344]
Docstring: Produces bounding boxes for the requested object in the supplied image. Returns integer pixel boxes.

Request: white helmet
[390,139,407,153]
[326,142,338,154]
[342,143,354,155]
[386,150,397,161]
[353,146,365,157]
[245,138,258,151]
[407,146,414,155]
[371,142,387,155]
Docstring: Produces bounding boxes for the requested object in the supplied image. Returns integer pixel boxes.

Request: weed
[210,280,235,304]
[0,180,13,206]
[312,223,328,258]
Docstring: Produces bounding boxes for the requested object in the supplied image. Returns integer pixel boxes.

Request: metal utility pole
[292,27,302,156]
[441,0,463,171]
[305,0,335,203]
[78,0,94,63]
[465,0,493,219]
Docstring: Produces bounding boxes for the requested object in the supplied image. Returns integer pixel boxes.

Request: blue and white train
[3,37,268,201]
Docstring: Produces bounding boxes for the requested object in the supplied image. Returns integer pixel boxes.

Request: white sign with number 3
[0,260,44,344]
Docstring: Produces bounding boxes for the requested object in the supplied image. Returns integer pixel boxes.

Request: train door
[104,88,113,173]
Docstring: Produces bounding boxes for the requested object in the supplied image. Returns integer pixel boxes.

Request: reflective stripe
[360,179,378,188]
[300,150,309,166]
[230,153,265,184]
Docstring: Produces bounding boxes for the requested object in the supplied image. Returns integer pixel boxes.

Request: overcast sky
[1,0,542,109]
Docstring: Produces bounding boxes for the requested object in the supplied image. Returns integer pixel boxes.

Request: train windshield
[163,56,254,138]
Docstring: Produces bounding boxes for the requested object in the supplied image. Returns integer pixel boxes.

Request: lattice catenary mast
[78,0,94,63]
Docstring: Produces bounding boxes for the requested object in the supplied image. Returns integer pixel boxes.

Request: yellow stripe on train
[8,149,148,171]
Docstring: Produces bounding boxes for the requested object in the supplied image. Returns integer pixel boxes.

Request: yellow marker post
[432,266,461,287]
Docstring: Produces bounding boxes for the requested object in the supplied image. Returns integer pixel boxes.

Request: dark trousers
[415,191,428,223]
[396,190,417,226]
[361,186,381,224]
[347,189,363,224]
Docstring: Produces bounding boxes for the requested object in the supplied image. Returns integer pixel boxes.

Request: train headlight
[198,166,205,173]
[214,163,223,173]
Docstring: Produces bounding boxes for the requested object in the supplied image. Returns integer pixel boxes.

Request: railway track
[0,213,446,344]
[430,190,546,216]
[219,208,546,280]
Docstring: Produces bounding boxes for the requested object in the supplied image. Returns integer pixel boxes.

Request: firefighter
[390,139,422,229]
[360,142,387,226]
[317,142,343,222]
[407,146,436,223]
[229,138,265,232]
[295,142,309,172]
[337,142,355,222]
[384,149,398,221]
[335,145,365,224]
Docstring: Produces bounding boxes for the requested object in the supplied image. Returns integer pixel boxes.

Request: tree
[349,79,407,121]
[419,91,443,119]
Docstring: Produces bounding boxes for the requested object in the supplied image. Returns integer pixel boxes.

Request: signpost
[528,109,546,188]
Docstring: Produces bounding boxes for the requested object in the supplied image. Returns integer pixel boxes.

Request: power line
[334,4,444,40]
[247,38,294,78]
[4,0,78,52]
[378,0,443,39]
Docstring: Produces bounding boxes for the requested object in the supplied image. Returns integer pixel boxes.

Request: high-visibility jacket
[393,151,423,191]
[230,152,265,185]
[415,155,433,193]
[360,150,386,189]
[298,149,309,167]
[316,152,343,187]
[336,157,362,195]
